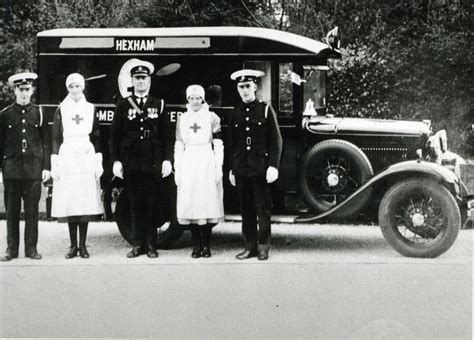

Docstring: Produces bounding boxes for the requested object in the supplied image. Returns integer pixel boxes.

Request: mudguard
[295,160,459,223]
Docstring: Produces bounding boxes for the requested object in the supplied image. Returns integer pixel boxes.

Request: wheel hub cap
[327,173,339,187]
[411,213,425,227]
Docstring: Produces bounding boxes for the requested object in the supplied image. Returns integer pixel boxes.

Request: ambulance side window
[278,62,293,116]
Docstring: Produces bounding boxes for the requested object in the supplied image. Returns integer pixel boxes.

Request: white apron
[51,97,103,218]
[176,109,224,225]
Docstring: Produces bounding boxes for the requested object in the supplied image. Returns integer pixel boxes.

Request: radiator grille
[361,147,409,172]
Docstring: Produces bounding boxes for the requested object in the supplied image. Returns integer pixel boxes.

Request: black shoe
[191,246,201,258]
[26,252,42,260]
[235,250,258,260]
[201,247,212,258]
[65,246,79,259]
[0,253,18,262]
[127,246,143,258]
[147,246,158,258]
[79,246,89,259]
[258,250,269,261]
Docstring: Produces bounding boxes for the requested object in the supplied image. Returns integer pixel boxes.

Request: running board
[224,214,298,223]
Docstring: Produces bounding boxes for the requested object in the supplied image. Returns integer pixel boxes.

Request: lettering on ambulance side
[115,39,155,52]
[97,109,115,123]
[168,111,184,123]
[95,109,184,123]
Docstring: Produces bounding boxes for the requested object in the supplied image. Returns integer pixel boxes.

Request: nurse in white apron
[174,85,224,258]
[51,73,103,259]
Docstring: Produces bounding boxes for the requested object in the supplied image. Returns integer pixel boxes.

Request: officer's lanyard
[127,97,143,115]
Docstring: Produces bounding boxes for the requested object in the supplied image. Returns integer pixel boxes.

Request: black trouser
[125,170,160,248]
[3,179,42,256]
[236,176,272,252]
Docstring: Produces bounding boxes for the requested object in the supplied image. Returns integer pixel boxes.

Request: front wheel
[378,178,460,258]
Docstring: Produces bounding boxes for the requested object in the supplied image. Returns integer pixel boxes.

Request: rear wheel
[300,139,373,218]
[378,178,460,258]
[113,183,183,249]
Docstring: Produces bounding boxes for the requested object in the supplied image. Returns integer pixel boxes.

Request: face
[237,81,257,103]
[131,75,151,94]
[67,82,83,101]
[14,85,33,105]
[187,94,203,111]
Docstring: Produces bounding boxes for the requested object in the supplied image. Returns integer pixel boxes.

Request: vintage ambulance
[36,27,473,257]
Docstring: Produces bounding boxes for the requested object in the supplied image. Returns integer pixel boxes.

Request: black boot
[79,223,89,258]
[201,224,213,258]
[190,227,201,258]
[66,223,79,259]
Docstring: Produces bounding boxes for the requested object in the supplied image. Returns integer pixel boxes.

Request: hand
[229,170,236,187]
[95,153,104,180]
[162,160,172,178]
[113,161,123,179]
[51,154,59,181]
[95,162,104,179]
[174,168,180,186]
[215,165,223,183]
[42,170,51,183]
[266,166,278,183]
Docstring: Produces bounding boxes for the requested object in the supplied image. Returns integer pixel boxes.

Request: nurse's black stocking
[201,224,213,248]
[190,226,201,248]
[68,223,78,248]
[78,222,88,248]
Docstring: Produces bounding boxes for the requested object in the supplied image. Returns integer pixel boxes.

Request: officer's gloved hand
[112,161,123,179]
[266,166,279,183]
[229,170,236,187]
[51,154,60,181]
[95,153,104,180]
[42,170,51,183]
[162,160,172,178]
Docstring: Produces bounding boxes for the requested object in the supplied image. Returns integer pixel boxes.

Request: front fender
[295,160,458,223]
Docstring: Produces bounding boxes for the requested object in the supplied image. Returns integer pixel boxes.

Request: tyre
[299,139,374,218]
[378,178,461,258]
[114,185,184,249]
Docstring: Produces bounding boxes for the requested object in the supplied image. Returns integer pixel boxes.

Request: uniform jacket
[0,103,51,179]
[110,95,174,175]
[228,100,282,178]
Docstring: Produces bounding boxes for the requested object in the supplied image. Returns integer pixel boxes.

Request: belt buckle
[246,137,251,145]
[143,130,151,138]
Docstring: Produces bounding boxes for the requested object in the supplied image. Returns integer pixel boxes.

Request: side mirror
[326,27,341,50]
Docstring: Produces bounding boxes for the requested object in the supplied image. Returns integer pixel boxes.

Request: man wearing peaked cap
[0,72,51,261]
[110,59,175,259]
[227,69,283,261]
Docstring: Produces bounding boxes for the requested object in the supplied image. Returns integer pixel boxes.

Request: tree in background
[1,0,140,105]
[277,0,472,154]
[1,0,472,154]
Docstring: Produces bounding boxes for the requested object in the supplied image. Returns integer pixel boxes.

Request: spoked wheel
[379,178,461,258]
[113,178,183,249]
[300,139,373,218]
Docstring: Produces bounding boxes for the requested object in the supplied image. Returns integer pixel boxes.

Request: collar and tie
[137,96,147,108]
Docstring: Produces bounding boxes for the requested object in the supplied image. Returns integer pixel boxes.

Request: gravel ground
[0,220,471,265]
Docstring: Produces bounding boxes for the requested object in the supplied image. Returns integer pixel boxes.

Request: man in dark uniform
[228,69,283,261]
[0,72,51,261]
[110,59,174,258]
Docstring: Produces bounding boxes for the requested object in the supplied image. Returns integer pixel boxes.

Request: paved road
[0,221,472,338]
